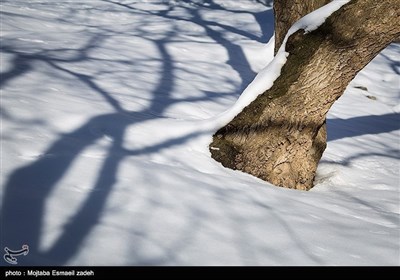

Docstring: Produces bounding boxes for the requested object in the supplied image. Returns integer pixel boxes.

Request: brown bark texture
[210,0,400,190]
[274,0,332,157]
[274,0,331,54]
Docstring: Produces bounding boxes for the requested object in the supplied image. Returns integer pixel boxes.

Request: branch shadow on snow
[1,0,273,265]
[327,113,400,142]
[1,0,398,266]
[103,0,274,92]
[0,41,199,265]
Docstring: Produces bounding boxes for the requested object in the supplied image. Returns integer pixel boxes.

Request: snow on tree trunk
[274,0,332,55]
[210,0,400,190]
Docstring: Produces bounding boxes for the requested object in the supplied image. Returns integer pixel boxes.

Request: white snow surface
[1,0,399,266]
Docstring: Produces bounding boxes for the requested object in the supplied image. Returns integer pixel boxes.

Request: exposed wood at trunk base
[210,0,400,190]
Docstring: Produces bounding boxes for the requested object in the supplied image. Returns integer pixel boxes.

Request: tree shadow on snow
[327,113,400,142]
[1,37,202,265]
[1,0,398,266]
[1,0,273,265]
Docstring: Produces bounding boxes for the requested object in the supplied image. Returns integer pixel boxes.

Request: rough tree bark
[209,0,400,190]
[274,0,331,55]
[274,0,332,169]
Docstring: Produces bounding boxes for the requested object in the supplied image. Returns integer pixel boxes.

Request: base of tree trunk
[210,120,326,191]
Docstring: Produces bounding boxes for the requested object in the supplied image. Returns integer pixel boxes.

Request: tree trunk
[210,0,400,190]
[273,0,332,176]
[274,0,331,55]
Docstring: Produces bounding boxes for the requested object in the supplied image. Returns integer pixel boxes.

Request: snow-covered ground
[1,0,399,266]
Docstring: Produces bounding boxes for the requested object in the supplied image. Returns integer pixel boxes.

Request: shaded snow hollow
[1,0,399,265]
